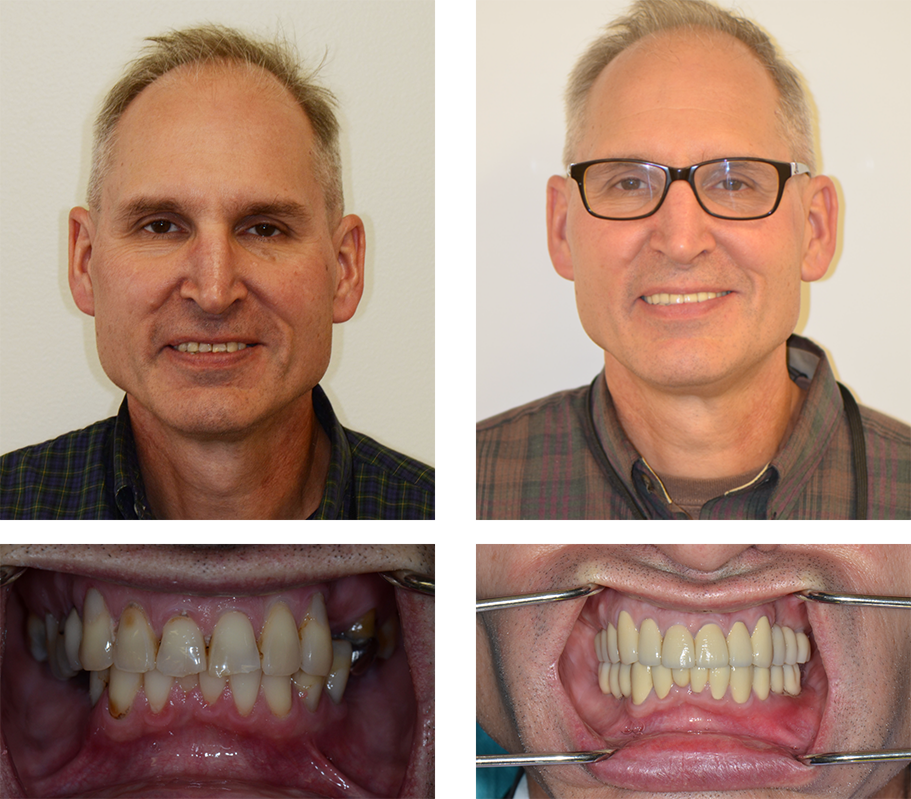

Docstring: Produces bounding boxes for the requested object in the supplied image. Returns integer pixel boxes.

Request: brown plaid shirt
[477,336,910,519]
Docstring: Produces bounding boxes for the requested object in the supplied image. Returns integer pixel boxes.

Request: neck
[128,394,330,519]
[605,343,804,481]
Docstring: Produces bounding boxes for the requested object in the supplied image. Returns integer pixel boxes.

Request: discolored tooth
[696,624,729,668]
[751,617,772,668]
[53,633,78,680]
[617,611,638,664]
[672,668,690,688]
[345,609,376,642]
[229,671,261,716]
[300,593,332,677]
[27,613,48,662]
[638,618,662,666]
[606,623,619,664]
[64,609,83,671]
[325,640,352,705]
[631,662,652,705]
[608,663,622,699]
[726,622,752,667]
[598,662,611,694]
[209,611,261,677]
[199,671,227,705]
[771,625,786,666]
[157,616,206,677]
[260,602,301,677]
[114,605,158,673]
[652,665,673,699]
[782,626,798,665]
[770,665,784,694]
[262,675,293,717]
[377,615,398,660]
[80,588,115,671]
[753,666,771,700]
[690,666,709,693]
[90,668,109,706]
[108,666,142,718]
[293,671,324,712]
[796,632,811,664]
[177,674,199,694]
[662,624,695,669]
[730,665,753,704]
[144,670,174,713]
[709,666,731,700]
[618,663,632,697]
[783,663,801,696]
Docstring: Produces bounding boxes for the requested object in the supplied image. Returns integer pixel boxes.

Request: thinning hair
[87,24,343,219]
[563,0,816,173]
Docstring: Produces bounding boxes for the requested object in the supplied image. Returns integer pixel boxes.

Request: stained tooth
[751,617,773,668]
[27,613,48,662]
[662,624,695,669]
[293,671,324,712]
[730,665,753,704]
[617,611,638,664]
[690,666,709,693]
[770,664,785,694]
[212,343,227,353]
[608,663,622,699]
[652,665,673,699]
[237,343,247,350]
[696,623,729,668]
[782,626,798,665]
[260,602,301,677]
[63,609,83,671]
[771,625,786,666]
[262,674,293,717]
[114,605,158,673]
[199,671,227,705]
[726,622,753,667]
[607,623,619,664]
[177,343,188,352]
[325,640,352,705]
[157,616,206,677]
[187,342,199,353]
[672,668,690,687]
[753,666,771,700]
[796,632,811,663]
[54,633,78,679]
[208,611,261,677]
[144,670,174,713]
[631,662,652,704]
[90,667,109,706]
[230,671,261,716]
[783,663,801,696]
[300,593,332,677]
[618,663,632,697]
[198,343,213,353]
[345,609,376,642]
[709,666,731,699]
[108,666,142,718]
[226,342,238,353]
[80,588,115,671]
[638,618,662,666]
[598,662,611,694]
[377,615,398,660]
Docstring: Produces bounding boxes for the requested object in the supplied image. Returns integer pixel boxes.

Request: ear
[331,214,366,323]
[546,174,575,280]
[800,175,838,282]
[68,206,97,316]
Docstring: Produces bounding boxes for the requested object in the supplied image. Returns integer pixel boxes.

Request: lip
[0,545,434,798]
[636,289,734,317]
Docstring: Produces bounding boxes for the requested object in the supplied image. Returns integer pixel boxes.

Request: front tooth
[63,609,83,671]
[262,675,292,717]
[782,627,798,665]
[114,605,158,673]
[771,625,786,666]
[198,343,213,353]
[652,665,672,699]
[618,664,632,697]
[672,668,690,687]
[617,611,638,664]
[212,343,227,353]
[260,602,301,677]
[690,666,709,693]
[631,662,652,704]
[695,624,729,668]
[709,666,731,699]
[730,665,752,704]
[226,342,238,353]
[751,617,773,668]
[108,666,142,718]
[177,674,199,694]
[726,622,752,667]
[325,640,352,705]
[638,618,662,666]
[157,616,206,677]
[199,671,227,705]
[300,593,333,677]
[90,668,109,706]
[293,671,324,712]
[208,612,261,677]
[187,342,199,353]
[770,665,785,694]
[662,624,695,669]
[753,666,771,700]
[144,670,174,713]
[230,671,261,716]
[80,588,115,671]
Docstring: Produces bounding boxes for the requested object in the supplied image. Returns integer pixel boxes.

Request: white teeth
[262,674,293,717]
[260,602,301,677]
[726,622,753,667]
[751,616,773,668]
[300,593,333,677]
[661,624,695,669]
[617,611,639,665]
[229,671,262,716]
[709,666,731,700]
[208,612,261,677]
[143,670,174,713]
[197,343,212,353]
[325,640,352,705]
[114,605,158,673]
[199,670,227,706]
[695,624,729,668]
[771,625,786,666]
[80,588,115,671]
[630,662,652,705]
[729,665,753,704]
[177,673,199,694]
[638,618,662,667]
[157,616,207,677]
[177,342,248,353]
[643,290,731,306]
[293,670,324,712]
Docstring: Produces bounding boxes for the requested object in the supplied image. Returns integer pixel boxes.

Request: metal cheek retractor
[799,749,911,765]
[477,749,616,768]
[382,570,434,597]
[0,565,27,587]
[797,590,911,609]
[476,584,603,612]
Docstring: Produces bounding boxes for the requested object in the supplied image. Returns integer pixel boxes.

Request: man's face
[69,62,363,438]
[548,31,835,392]
[1,544,434,797]
[477,545,910,798]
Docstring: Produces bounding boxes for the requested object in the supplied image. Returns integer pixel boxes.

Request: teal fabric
[477,723,521,799]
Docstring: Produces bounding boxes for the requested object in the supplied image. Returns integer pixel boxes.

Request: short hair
[87,24,343,219]
[563,0,816,174]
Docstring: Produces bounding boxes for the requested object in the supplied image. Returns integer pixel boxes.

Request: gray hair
[88,24,343,219]
[563,0,816,173]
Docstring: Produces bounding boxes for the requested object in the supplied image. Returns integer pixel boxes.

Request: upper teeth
[643,291,731,305]
[176,342,247,353]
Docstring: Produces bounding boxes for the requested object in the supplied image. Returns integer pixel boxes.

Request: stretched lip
[638,287,732,298]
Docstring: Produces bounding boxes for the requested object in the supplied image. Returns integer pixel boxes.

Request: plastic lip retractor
[476,584,911,768]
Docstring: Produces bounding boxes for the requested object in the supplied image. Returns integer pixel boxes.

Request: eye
[247,223,282,238]
[142,219,180,235]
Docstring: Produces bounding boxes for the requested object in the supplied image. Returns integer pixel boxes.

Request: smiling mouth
[560,588,825,792]
[642,291,732,306]
[0,550,434,798]
[170,342,258,353]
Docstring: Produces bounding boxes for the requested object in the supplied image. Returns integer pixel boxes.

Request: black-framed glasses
[568,158,811,221]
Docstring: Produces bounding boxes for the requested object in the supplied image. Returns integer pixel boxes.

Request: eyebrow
[112,197,313,228]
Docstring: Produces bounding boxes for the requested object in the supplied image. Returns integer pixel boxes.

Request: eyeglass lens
[582,160,783,219]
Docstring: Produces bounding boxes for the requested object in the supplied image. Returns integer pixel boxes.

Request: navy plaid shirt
[1,387,434,519]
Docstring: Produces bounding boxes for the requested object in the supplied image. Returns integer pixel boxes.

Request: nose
[648,181,717,264]
[655,545,776,572]
[179,228,248,314]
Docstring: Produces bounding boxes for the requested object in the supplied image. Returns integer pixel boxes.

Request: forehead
[582,28,785,162]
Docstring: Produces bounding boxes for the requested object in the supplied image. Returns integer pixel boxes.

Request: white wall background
[477,0,911,426]
[0,0,434,466]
